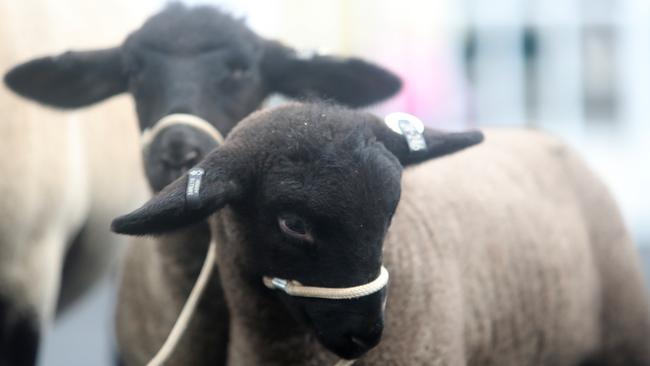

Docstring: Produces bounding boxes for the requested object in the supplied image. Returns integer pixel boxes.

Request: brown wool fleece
[116,222,229,366]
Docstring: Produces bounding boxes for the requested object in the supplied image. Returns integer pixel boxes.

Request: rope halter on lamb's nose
[261,265,389,366]
[140,113,225,150]
[263,266,389,300]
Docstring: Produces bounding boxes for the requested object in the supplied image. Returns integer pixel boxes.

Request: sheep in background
[3,4,401,364]
[5,3,401,192]
[0,2,148,365]
[114,103,650,366]
[4,3,401,364]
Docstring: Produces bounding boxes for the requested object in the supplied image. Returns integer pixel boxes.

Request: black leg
[112,347,125,366]
[579,353,650,366]
[0,295,39,366]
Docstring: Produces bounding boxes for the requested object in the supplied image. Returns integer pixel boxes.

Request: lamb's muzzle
[263,266,390,300]
[141,113,225,192]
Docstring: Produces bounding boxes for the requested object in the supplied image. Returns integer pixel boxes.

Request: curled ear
[4,47,127,109]
[111,152,243,236]
[370,116,484,166]
[262,41,401,107]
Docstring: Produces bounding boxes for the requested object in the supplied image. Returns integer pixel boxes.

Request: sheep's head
[3,4,401,192]
[111,103,483,360]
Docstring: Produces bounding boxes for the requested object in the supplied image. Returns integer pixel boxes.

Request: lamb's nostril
[349,336,371,349]
[184,149,199,163]
[161,149,201,169]
[346,323,383,352]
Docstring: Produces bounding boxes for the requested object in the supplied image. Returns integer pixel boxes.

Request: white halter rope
[147,239,218,366]
[263,266,389,300]
[262,267,389,366]
[140,113,225,149]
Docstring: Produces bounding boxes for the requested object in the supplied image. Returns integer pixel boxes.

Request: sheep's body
[0,1,148,362]
[347,129,648,365]
[115,224,229,365]
[215,128,650,365]
[0,103,89,323]
[0,92,146,362]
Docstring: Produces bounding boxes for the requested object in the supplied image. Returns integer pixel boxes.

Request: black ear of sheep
[111,178,241,236]
[4,47,127,109]
[261,40,402,107]
[111,151,244,236]
[370,117,484,166]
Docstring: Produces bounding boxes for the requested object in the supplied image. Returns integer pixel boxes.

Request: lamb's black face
[124,6,265,190]
[240,129,402,358]
[143,125,220,192]
[123,6,267,134]
[4,4,403,192]
[110,103,484,361]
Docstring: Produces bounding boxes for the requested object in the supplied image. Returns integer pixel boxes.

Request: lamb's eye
[220,62,250,91]
[226,61,250,80]
[278,215,313,242]
[230,67,247,80]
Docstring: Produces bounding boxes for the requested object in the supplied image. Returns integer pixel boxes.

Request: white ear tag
[295,47,330,60]
[186,168,205,209]
[384,112,427,152]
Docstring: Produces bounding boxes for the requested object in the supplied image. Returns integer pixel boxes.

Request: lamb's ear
[370,114,484,166]
[261,41,401,107]
[111,165,242,236]
[4,47,127,109]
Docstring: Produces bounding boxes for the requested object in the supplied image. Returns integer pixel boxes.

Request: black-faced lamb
[4,4,401,364]
[112,102,650,365]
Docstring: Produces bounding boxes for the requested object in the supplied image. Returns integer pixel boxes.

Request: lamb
[3,4,401,364]
[112,103,650,366]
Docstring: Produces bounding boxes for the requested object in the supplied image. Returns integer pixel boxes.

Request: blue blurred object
[39,278,116,366]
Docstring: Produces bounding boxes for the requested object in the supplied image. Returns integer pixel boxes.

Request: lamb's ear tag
[295,47,329,60]
[186,168,205,209]
[384,112,427,152]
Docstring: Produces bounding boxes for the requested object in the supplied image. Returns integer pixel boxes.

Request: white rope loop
[263,266,389,300]
[147,240,218,366]
[141,113,225,149]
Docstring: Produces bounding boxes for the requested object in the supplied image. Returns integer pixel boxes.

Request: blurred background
[1,0,648,365]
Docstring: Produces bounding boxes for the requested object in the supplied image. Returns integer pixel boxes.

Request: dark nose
[157,125,212,169]
[144,124,220,192]
[303,289,387,360]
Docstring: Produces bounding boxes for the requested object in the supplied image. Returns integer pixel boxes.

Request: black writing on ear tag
[186,168,205,209]
[384,112,427,152]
